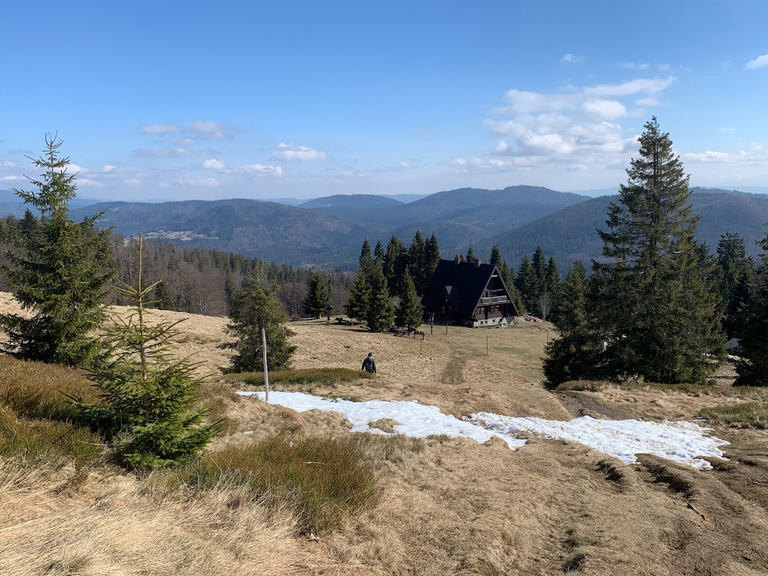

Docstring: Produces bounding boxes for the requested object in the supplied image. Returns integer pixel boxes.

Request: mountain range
[3,185,767,269]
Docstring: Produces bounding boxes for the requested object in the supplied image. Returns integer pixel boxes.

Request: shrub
[163,436,379,534]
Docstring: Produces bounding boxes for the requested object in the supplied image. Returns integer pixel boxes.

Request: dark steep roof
[421,259,519,318]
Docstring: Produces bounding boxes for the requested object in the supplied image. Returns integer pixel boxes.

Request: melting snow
[237,391,728,469]
[469,413,728,470]
[237,391,525,449]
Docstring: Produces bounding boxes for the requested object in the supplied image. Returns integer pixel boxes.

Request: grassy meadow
[1,292,768,575]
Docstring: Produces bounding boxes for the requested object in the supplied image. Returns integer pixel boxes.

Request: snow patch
[469,413,728,470]
[237,392,728,470]
[236,391,526,449]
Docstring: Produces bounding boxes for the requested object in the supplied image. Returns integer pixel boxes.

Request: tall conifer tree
[0,135,115,368]
[395,270,423,331]
[422,232,441,294]
[345,268,371,321]
[303,272,331,318]
[543,261,603,387]
[594,117,723,384]
[715,233,754,339]
[365,264,395,332]
[735,231,768,386]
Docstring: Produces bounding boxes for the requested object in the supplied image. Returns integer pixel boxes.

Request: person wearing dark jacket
[362,352,376,374]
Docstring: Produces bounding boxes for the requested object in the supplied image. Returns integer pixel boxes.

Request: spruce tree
[221,276,297,373]
[422,232,441,295]
[715,233,754,339]
[465,243,477,264]
[373,240,385,264]
[365,264,395,332]
[303,272,331,318]
[153,280,175,310]
[543,261,603,387]
[594,117,724,384]
[395,270,423,331]
[543,256,562,322]
[515,254,538,315]
[359,239,374,274]
[735,231,768,386]
[408,231,426,292]
[345,268,371,321]
[383,234,405,296]
[76,236,218,469]
[19,208,38,240]
[0,135,115,368]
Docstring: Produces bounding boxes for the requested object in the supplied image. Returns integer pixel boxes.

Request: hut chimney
[475,259,482,268]
[454,255,462,265]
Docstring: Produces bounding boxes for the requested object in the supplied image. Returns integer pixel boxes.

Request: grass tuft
[698,403,768,429]
[154,435,379,534]
[222,367,374,388]
[0,356,98,422]
[0,406,103,465]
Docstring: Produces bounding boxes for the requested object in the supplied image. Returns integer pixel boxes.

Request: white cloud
[399,161,412,169]
[202,159,226,170]
[745,54,768,70]
[133,147,197,158]
[720,127,736,133]
[175,137,196,146]
[124,178,141,187]
[102,164,116,172]
[0,175,20,182]
[178,176,221,187]
[238,163,284,177]
[139,123,182,135]
[185,121,244,140]
[479,76,676,173]
[271,143,327,162]
[0,161,16,168]
[339,170,371,178]
[77,178,105,188]
[561,53,585,64]
[582,99,627,119]
[619,62,650,70]
[451,158,467,167]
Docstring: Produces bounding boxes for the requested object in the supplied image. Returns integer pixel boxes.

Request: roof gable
[422,260,505,317]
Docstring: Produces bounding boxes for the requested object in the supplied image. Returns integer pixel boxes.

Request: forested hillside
[483,191,768,268]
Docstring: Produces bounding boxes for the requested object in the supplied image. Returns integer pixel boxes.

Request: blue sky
[1,1,767,201]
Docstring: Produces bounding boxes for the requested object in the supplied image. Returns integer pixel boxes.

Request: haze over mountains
[3,185,767,269]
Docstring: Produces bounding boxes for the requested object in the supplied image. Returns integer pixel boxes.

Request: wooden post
[262,327,269,402]
[420,339,423,355]
[486,334,489,356]
[445,324,448,335]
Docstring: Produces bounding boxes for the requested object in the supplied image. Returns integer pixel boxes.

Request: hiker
[362,352,376,374]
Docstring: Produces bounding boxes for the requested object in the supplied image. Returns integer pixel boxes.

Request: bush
[222,367,374,388]
[162,436,379,534]
[698,403,768,429]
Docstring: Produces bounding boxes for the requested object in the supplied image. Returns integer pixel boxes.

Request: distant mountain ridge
[481,190,768,268]
[5,185,766,269]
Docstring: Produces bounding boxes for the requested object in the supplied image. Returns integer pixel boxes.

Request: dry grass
[1,294,768,575]
[699,403,768,429]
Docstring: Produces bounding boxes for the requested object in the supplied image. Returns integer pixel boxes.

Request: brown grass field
[1,292,768,575]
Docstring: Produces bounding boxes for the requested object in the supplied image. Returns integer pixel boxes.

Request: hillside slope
[71,199,386,267]
[483,191,768,266]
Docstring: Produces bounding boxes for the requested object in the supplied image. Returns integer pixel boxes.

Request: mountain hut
[421,257,520,327]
